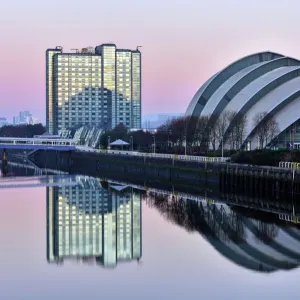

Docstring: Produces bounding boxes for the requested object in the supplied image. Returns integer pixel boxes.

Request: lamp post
[130,136,133,151]
[108,136,110,150]
[168,130,172,148]
[185,135,187,156]
[153,135,156,154]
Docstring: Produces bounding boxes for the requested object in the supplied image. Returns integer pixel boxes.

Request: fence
[278,161,300,169]
[75,146,230,163]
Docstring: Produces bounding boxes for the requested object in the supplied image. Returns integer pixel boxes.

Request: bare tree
[193,115,210,148]
[216,111,231,151]
[168,117,187,146]
[185,116,198,147]
[252,112,279,149]
[227,112,247,150]
[209,118,218,151]
[235,114,248,149]
[227,111,237,150]
[253,112,267,149]
[265,118,280,147]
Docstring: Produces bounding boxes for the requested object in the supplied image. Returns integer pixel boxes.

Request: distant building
[142,113,183,129]
[13,111,39,125]
[0,118,7,127]
[46,44,141,135]
[28,117,40,125]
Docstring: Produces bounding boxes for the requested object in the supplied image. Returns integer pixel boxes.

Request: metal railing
[279,161,300,169]
[0,137,75,146]
[75,146,230,163]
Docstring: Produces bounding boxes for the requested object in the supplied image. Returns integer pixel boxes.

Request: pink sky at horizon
[1,0,300,123]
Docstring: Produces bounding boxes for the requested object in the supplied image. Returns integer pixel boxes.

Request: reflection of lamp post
[108,136,110,150]
[130,136,133,151]
[221,136,224,158]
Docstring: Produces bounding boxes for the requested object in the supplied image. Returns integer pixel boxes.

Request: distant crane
[136,46,142,51]
[71,48,79,53]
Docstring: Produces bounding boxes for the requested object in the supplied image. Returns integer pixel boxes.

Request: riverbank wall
[30,150,300,196]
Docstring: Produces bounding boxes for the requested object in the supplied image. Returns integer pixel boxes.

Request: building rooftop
[47,44,141,55]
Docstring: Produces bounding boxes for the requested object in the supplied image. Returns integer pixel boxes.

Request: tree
[156,120,171,146]
[0,124,45,137]
[185,116,198,147]
[266,118,280,146]
[130,130,153,149]
[100,123,128,148]
[252,112,279,149]
[209,118,218,151]
[193,115,210,149]
[227,112,247,150]
[216,111,231,151]
[168,117,188,146]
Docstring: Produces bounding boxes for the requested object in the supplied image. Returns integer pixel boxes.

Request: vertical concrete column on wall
[68,150,72,173]
[55,150,58,170]
[1,149,8,177]
[2,149,7,161]
[44,149,47,172]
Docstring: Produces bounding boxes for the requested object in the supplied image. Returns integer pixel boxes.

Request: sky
[1,0,300,123]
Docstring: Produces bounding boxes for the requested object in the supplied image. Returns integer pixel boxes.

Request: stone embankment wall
[31,150,300,196]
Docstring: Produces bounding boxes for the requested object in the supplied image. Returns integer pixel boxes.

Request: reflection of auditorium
[148,193,300,273]
[47,178,142,268]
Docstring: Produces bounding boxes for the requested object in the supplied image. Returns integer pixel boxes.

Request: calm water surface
[0,167,299,299]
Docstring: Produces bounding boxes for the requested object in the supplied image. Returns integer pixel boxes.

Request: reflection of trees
[147,193,246,243]
[254,221,279,244]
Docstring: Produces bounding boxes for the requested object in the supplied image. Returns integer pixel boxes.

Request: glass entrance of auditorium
[294,143,300,150]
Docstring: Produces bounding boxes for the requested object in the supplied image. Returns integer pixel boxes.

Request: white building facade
[186,52,300,150]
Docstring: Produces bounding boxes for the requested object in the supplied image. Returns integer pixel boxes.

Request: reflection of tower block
[46,181,142,268]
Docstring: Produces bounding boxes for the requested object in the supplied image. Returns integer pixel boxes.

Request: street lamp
[185,135,187,156]
[130,136,133,151]
[153,135,156,154]
[168,130,172,148]
[108,136,110,150]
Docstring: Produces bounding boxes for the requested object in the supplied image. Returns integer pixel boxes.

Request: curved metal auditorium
[185,51,300,149]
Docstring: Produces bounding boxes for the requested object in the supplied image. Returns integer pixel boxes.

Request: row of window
[58,101,109,104]
[59,201,109,205]
[57,65,131,70]
[57,89,110,93]
[58,113,109,116]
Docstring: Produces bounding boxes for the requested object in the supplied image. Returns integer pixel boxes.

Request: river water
[0,163,299,299]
